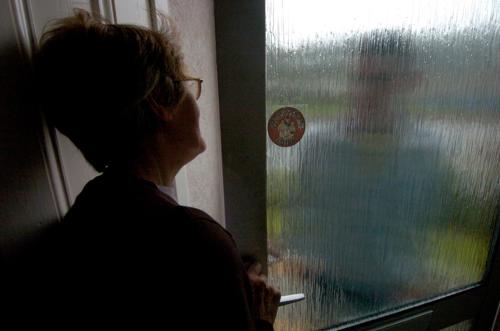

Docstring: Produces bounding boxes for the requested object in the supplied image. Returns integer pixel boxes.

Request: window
[216,1,500,330]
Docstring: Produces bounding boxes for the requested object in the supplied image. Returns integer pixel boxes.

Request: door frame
[214,1,500,330]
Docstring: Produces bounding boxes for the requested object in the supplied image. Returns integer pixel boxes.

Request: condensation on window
[266,0,500,330]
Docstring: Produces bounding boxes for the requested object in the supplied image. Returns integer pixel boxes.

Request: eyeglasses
[176,78,203,100]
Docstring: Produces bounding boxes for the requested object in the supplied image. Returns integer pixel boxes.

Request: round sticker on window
[267,107,305,147]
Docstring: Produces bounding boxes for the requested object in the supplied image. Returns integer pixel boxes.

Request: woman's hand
[246,260,281,325]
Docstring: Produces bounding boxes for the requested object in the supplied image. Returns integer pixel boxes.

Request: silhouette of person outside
[296,30,450,316]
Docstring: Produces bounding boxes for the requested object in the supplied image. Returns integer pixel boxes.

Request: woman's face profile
[164,88,206,162]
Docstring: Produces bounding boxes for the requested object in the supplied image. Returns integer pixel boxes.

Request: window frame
[214,0,268,269]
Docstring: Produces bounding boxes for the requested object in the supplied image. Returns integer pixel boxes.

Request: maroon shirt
[9,168,273,330]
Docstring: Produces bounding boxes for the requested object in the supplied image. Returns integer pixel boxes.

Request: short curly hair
[35,9,187,172]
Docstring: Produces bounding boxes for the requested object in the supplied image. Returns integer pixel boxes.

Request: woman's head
[35,9,204,173]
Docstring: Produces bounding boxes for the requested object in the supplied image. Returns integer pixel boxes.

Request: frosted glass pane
[266,0,500,329]
[441,320,474,331]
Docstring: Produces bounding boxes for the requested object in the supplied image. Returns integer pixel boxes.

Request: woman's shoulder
[172,205,236,247]
[66,172,235,243]
[67,171,175,213]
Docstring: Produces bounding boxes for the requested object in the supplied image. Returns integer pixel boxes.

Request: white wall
[158,0,225,224]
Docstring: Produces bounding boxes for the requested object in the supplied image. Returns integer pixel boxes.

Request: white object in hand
[278,293,305,307]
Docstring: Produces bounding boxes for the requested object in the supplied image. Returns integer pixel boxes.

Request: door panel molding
[9,0,71,218]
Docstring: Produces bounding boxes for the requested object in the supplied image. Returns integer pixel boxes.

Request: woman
[31,9,280,330]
